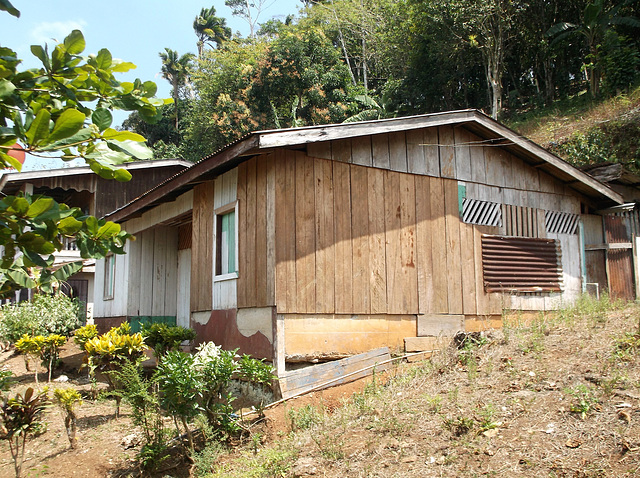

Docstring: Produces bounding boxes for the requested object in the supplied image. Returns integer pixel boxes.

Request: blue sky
[1,0,301,169]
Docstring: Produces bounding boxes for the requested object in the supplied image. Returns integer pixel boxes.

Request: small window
[103,254,116,300]
[214,203,237,278]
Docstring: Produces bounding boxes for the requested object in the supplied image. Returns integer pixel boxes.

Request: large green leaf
[10,197,29,215]
[6,269,36,289]
[85,216,99,235]
[26,197,54,218]
[0,0,20,17]
[0,151,22,171]
[0,78,15,98]
[113,168,132,182]
[25,108,51,145]
[101,128,145,142]
[64,30,85,55]
[42,128,92,150]
[96,221,121,239]
[95,48,112,69]
[92,108,112,131]
[111,61,136,73]
[47,109,85,143]
[106,139,153,160]
[58,216,83,235]
[30,45,50,71]
[53,261,84,281]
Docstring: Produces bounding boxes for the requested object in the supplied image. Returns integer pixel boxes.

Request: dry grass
[508,87,640,148]
[204,298,640,477]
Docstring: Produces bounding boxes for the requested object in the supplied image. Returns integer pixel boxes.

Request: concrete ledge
[417,314,464,337]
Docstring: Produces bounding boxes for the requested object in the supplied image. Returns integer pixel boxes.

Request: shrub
[15,334,66,383]
[73,324,98,351]
[141,323,196,360]
[0,294,81,344]
[84,325,147,416]
[53,388,82,449]
[0,387,49,478]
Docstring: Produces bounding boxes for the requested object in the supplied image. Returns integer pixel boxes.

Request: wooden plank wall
[126,226,179,317]
[272,152,502,316]
[244,124,584,318]
[237,155,276,309]
[191,182,214,312]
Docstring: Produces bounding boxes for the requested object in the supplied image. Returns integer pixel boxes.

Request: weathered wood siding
[126,226,179,317]
[268,150,502,317]
[93,246,129,318]
[273,124,586,316]
[237,155,276,309]
[191,182,214,312]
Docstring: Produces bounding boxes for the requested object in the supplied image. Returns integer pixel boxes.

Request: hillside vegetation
[508,86,640,172]
[194,297,640,478]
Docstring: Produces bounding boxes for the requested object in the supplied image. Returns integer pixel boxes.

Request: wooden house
[93,110,623,374]
[0,159,191,313]
[580,162,640,301]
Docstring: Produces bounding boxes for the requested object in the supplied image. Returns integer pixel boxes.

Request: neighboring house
[0,159,191,315]
[94,110,623,375]
[580,162,640,301]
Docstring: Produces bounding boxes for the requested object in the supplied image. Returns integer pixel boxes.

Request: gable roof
[105,109,623,223]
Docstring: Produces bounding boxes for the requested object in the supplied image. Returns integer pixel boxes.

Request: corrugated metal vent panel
[481,235,563,292]
[545,210,579,235]
[462,198,502,227]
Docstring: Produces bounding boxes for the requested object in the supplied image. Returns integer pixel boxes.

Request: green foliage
[288,404,322,431]
[208,446,298,478]
[15,334,66,382]
[0,192,132,297]
[153,350,201,449]
[0,293,81,343]
[0,387,49,478]
[565,384,600,419]
[192,442,225,478]
[108,362,169,470]
[0,370,13,393]
[550,128,615,168]
[141,323,196,359]
[0,29,168,171]
[72,323,98,351]
[84,325,147,375]
[53,388,82,449]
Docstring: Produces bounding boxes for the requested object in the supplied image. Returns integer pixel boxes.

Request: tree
[548,0,640,97]
[225,0,269,38]
[193,6,232,56]
[0,2,166,296]
[159,48,196,129]
[249,29,356,128]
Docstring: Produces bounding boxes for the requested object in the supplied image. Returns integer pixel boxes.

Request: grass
[505,85,640,148]
[199,296,640,477]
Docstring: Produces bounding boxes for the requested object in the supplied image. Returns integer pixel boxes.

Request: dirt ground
[1,302,640,477]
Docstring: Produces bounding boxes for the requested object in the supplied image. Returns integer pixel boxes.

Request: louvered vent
[545,210,579,235]
[481,235,563,292]
[462,198,502,227]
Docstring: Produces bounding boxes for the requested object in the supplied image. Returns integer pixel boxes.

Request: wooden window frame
[213,201,238,282]
[103,253,116,300]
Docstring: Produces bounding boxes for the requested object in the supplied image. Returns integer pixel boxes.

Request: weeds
[288,404,322,431]
[566,384,600,419]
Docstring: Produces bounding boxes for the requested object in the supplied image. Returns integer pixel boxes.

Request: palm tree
[193,6,231,57]
[548,0,640,97]
[159,48,195,129]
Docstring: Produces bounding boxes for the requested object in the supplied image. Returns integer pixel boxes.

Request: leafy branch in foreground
[0,194,132,297]
[0,29,171,178]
